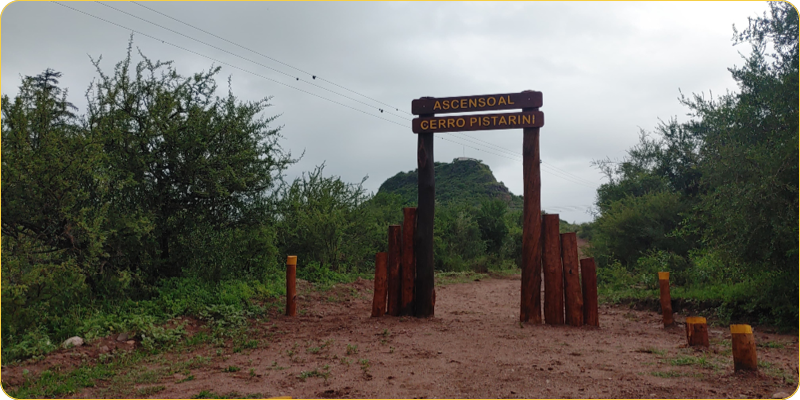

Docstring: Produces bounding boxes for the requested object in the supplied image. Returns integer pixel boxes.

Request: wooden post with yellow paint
[731,324,758,371]
[658,272,673,327]
[286,256,297,317]
[685,316,709,347]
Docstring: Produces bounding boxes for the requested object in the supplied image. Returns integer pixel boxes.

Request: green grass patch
[758,341,785,349]
[297,365,331,382]
[650,370,704,378]
[636,347,666,356]
[193,391,264,399]
[435,271,488,286]
[137,385,166,396]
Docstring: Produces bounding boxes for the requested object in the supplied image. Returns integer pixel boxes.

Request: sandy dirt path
[4,275,798,399]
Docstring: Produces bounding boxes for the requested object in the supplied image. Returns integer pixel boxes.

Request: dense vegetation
[588,3,798,328]
[0,46,535,364]
[2,3,795,366]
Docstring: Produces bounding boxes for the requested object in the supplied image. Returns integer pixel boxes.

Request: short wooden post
[371,252,388,317]
[400,207,417,316]
[286,256,297,317]
[561,233,583,326]
[542,214,564,325]
[685,316,709,347]
[658,272,673,327]
[731,324,758,371]
[387,225,402,316]
[580,257,599,327]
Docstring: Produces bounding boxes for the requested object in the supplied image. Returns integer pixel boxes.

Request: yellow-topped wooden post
[658,272,673,327]
[685,316,709,347]
[731,324,757,371]
[286,256,297,317]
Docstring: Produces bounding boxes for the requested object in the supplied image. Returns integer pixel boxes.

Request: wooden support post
[542,214,564,325]
[415,127,435,318]
[658,272,674,327]
[387,225,402,316]
[520,120,542,323]
[685,316,709,347]
[286,256,297,317]
[561,233,583,326]
[371,252,388,317]
[731,324,758,371]
[400,207,417,316]
[580,257,599,327]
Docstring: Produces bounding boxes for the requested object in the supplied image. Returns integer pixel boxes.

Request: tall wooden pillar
[520,106,542,323]
[415,118,435,318]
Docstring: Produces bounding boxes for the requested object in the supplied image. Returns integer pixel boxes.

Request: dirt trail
[4,275,798,399]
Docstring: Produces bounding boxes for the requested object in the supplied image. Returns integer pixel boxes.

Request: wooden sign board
[412,111,544,133]
[411,91,542,115]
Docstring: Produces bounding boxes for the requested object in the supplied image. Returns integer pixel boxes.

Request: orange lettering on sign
[469,117,477,126]
[478,98,486,107]
[469,99,477,108]
[487,97,497,106]
[456,118,465,128]
[498,97,507,106]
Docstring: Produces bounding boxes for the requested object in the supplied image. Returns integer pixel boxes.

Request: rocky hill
[377,158,523,209]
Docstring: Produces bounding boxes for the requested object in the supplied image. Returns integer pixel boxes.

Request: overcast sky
[1,1,770,223]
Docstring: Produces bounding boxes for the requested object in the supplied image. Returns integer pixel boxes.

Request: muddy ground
[2,274,798,399]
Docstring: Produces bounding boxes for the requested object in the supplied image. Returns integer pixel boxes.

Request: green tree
[476,199,508,254]
[1,69,105,349]
[681,2,798,323]
[86,45,294,279]
[276,165,378,273]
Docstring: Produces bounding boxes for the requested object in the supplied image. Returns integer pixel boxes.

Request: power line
[129,1,412,116]
[96,1,410,121]
[455,131,599,186]
[55,1,600,191]
[53,1,408,128]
